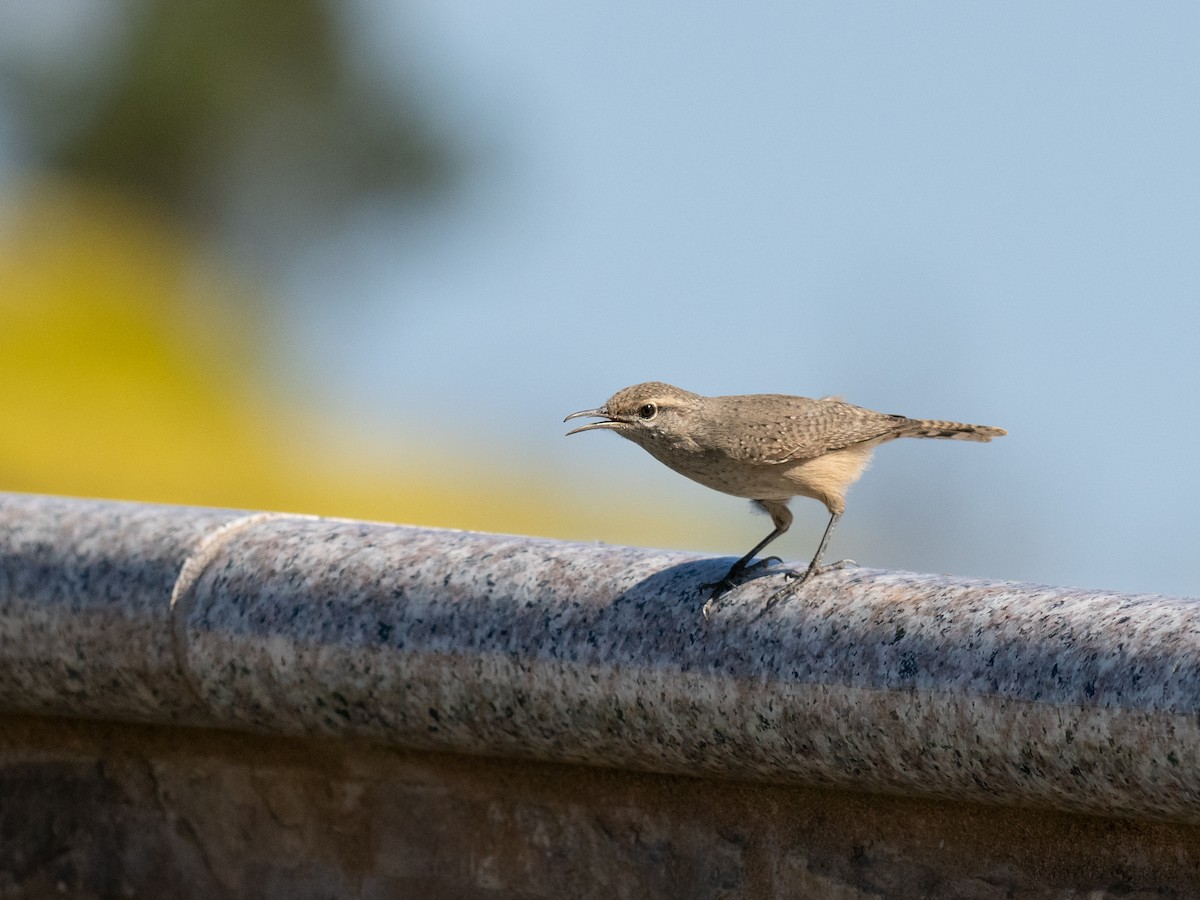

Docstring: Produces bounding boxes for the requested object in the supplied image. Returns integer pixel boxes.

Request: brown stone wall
[0,715,1197,899]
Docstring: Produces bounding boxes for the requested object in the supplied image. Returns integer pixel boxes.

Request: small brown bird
[565,382,1005,612]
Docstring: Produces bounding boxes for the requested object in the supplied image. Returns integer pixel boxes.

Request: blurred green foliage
[3,0,457,238]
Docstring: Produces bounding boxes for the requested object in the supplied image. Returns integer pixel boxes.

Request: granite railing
[1,491,1198,825]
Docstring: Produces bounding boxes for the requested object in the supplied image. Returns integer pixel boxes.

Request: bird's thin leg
[726,525,786,578]
[807,512,840,575]
[754,511,855,613]
[702,501,791,618]
[712,500,792,583]
[782,511,840,588]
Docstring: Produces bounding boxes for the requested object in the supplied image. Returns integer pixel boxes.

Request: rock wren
[565,382,1005,612]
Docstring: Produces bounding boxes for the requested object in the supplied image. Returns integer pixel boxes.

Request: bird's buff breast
[640,440,875,507]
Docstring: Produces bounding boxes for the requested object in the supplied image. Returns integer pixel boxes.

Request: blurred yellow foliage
[0,179,694,547]
[0,183,479,526]
[1,182,262,499]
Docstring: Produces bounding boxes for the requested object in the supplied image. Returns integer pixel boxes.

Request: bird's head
[564,382,702,448]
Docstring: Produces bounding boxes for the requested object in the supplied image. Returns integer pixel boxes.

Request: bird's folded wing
[712,395,908,464]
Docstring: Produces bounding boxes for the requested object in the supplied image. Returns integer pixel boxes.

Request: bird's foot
[768,558,858,604]
[780,558,856,581]
[700,556,784,593]
[700,556,785,620]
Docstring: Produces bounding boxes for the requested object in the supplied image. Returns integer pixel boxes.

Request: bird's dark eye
[638,403,657,420]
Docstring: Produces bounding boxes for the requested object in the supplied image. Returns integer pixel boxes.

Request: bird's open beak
[564,406,623,435]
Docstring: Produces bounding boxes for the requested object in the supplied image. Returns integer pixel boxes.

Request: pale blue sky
[277,2,1200,596]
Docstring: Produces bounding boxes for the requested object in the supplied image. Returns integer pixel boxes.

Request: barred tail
[900,419,1007,442]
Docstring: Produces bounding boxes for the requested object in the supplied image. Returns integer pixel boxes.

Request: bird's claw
[700,576,737,621]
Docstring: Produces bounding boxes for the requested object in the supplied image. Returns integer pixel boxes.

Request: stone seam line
[167,512,303,712]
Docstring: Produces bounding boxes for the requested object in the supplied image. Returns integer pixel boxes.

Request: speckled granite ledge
[1,492,1198,824]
